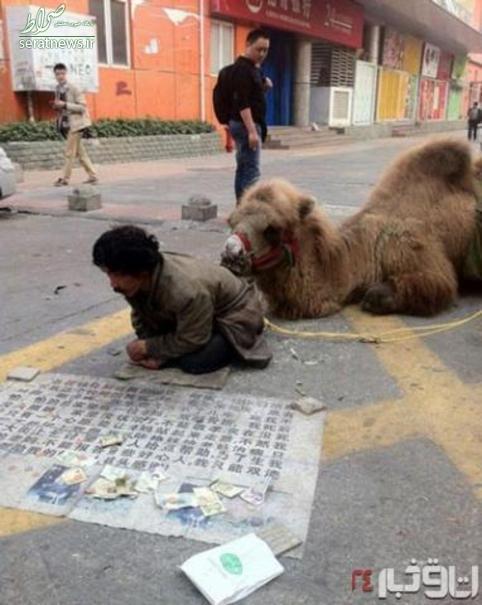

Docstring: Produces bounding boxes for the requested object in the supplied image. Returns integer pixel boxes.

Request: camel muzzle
[221,234,253,276]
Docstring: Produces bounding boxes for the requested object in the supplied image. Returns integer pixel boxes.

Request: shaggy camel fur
[222,139,478,319]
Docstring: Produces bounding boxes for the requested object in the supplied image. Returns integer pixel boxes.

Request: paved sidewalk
[7,132,471,226]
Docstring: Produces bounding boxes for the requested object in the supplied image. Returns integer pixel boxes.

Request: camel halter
[234,230,300,271]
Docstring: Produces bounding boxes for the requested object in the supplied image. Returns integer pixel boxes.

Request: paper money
[134,471,167,494]
[86,476,137,499]
[156,492,198,511]
[60,467,87,486]
[192,487,215,504]
[57,451,96,468]
[100,434,124,448]
[100,465,127,482]
[114,478,138,497]
[210,480,244,499]
[193,487,226,517]
[86,477,118,500]
[200,500,226,517]
[240,477,272,507]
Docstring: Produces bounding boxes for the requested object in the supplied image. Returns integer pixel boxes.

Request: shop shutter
[353,60,377,125]
[402,36,423,75]
[377,68,410,121]
[311,43,331,86]
[311,43,355,88]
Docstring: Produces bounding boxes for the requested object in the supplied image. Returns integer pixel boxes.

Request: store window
[210,20,234,75]
[89,0,129,66]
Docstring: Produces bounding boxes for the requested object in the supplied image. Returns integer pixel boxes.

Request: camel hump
[405,138,472,183]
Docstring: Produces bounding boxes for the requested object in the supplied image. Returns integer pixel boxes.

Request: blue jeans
[229,120,261,201]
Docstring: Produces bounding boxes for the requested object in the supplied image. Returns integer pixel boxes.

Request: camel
[221,138,479,319]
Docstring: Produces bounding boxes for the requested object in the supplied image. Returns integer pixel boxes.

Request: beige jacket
[61,82,92,132]
[128,252,272,368]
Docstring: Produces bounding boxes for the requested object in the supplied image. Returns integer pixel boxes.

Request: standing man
[52,63,98,186]
[467,101,480,142]
[229,29,270,203]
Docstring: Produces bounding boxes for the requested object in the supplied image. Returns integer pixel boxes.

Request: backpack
[213,63,235,125]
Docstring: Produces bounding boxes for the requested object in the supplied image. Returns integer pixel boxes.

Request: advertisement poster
[6,4,98,91]
[421,43,441,79]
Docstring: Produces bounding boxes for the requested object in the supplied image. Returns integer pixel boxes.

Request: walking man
[52,63,98,186]
[229,29,270,203]
[467,101,480,142]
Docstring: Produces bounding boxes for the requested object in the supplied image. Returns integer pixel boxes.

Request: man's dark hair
[246,29,270,45]
[92,225,161,274]
[53,63,67,72]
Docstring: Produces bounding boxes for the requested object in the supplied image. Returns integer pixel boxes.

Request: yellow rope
[264,309,482,344]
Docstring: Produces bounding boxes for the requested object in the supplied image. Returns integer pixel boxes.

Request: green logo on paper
[220,553,243,575]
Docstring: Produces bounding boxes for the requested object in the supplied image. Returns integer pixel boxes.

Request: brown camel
[221,138,478,319]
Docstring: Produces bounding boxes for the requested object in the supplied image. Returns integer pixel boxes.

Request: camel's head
[221,179,316,276]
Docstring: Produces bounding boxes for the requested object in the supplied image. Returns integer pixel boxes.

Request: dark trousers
[468,120,478,141]
[229,120,262,202]
[175,332,236,374]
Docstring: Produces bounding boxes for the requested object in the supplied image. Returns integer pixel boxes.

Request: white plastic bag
[180,533,284,605]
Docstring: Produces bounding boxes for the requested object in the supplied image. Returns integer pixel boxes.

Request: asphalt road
[0,133,481,605]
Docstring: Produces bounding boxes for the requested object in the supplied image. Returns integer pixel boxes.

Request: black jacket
[231,56,267,135]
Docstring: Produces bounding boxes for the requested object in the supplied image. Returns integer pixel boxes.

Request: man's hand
[248,129,259,151]
[53,100,66,109]
[263,77,273,91]
[126,339,148,362]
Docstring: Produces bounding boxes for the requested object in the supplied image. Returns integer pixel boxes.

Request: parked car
[0,147,16,199]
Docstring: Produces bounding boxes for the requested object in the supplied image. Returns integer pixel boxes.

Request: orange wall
[0,0,90,121]
[0,0,228,123]
[0,0,271,124]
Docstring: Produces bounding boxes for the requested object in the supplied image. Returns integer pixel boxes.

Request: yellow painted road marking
[0,305,480,538]
[0,309,131,382]
[325,307,482,499]
[0,509,62,537]
[0,308,133,537]
[324,397,418,459]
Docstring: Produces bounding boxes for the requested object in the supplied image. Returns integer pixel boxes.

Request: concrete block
[68,184,102,211]
[182,195,217,221]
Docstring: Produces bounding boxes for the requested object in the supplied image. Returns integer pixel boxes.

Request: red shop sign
[210,0,364,48]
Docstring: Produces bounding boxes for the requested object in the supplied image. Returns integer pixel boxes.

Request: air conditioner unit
[310,86,353,127]
[330,87,353,126]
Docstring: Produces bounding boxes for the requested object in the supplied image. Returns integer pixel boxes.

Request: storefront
[418,43,449,121]
[376,28,422,122]
[210,0,363,126]
[442,51,464,121]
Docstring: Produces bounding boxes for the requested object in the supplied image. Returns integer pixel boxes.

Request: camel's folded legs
[361,268,458,316]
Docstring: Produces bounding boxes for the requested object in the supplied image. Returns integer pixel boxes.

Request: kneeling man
[93,226,271,374]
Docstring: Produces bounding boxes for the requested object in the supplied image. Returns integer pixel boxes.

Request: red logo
[352,569,373,592]
[245,0,264,14]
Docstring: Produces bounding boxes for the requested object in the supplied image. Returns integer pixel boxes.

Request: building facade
[354,0,482,126]
[1,0,482,128]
